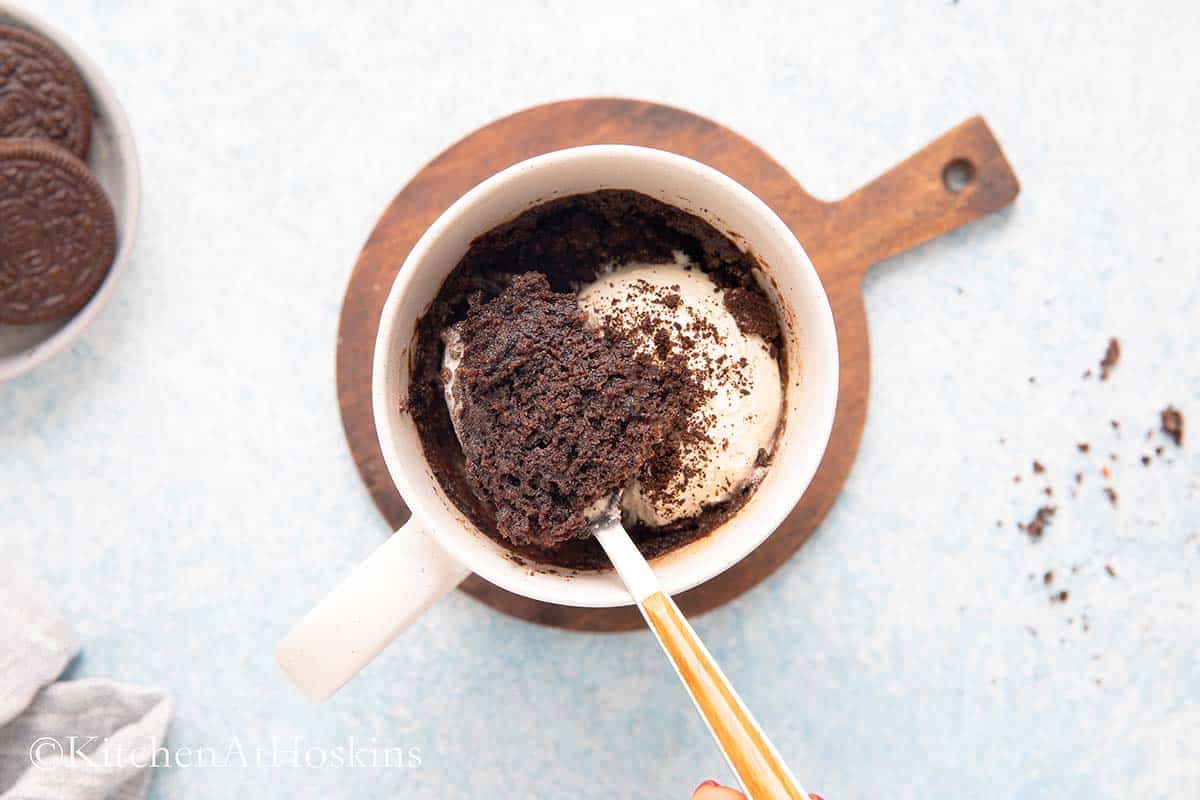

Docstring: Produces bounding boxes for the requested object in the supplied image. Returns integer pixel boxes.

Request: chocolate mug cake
[407,190,787,569]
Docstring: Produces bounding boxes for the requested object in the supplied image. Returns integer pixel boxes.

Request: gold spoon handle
[590,511,808,799]
[640,591,809,800]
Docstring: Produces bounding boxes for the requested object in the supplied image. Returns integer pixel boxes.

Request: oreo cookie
[0,140,116,324]
[0,24,93,159]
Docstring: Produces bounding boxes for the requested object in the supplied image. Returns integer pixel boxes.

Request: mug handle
[276,517,470,700]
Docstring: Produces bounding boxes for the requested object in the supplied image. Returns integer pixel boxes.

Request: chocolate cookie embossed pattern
[0,140,115,324]
[0,23,92,158]
[0,3,139,383]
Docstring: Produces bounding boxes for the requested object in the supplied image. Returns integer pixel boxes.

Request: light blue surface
[2,1,1198,797]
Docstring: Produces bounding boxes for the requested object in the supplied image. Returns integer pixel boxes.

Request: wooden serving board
[337,99,1019,632]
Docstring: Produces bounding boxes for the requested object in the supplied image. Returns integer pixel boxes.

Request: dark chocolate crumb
[1019,506,1056,541]
[1103,487,1118,507]
[722,287,780,340]
[1105,564,1117,578]
[1077,443,1090,453]
[1161,406,1183,446]
[1099,338,1120,381]
[1141,455,1152,466]
[1043,570,1054,585]
[1032,460,1046,474]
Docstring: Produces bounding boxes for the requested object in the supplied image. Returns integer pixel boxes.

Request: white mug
[278,145,839,700]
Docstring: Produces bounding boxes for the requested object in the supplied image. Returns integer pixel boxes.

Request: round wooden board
[337,99,1019,632]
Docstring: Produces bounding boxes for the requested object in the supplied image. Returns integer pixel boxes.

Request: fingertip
[691,781,746,800]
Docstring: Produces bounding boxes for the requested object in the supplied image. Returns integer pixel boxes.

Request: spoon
[586,495,811,800]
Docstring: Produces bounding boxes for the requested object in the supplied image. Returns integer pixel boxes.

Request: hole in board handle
[942,158,975,193]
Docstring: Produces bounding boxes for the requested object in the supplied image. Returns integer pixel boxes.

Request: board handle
[806,116,1019,276]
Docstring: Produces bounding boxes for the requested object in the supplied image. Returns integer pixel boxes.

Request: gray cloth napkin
[0,582,171,800]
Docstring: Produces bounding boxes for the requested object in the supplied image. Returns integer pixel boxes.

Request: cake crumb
[1099,338,1120,381]
[722,287,780,340]
[1019,506,1056,542]
[1161,406,1183,446]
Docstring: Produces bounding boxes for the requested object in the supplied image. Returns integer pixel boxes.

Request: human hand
[691,781,824,800]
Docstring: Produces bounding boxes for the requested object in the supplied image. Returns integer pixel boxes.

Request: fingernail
[696,779,720,790]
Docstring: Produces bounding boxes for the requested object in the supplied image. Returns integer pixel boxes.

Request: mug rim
[372,144,838,607]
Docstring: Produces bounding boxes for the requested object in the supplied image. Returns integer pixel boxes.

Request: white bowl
[0,3,140,382]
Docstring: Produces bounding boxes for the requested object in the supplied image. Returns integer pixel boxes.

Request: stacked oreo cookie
[1,24,116,325]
